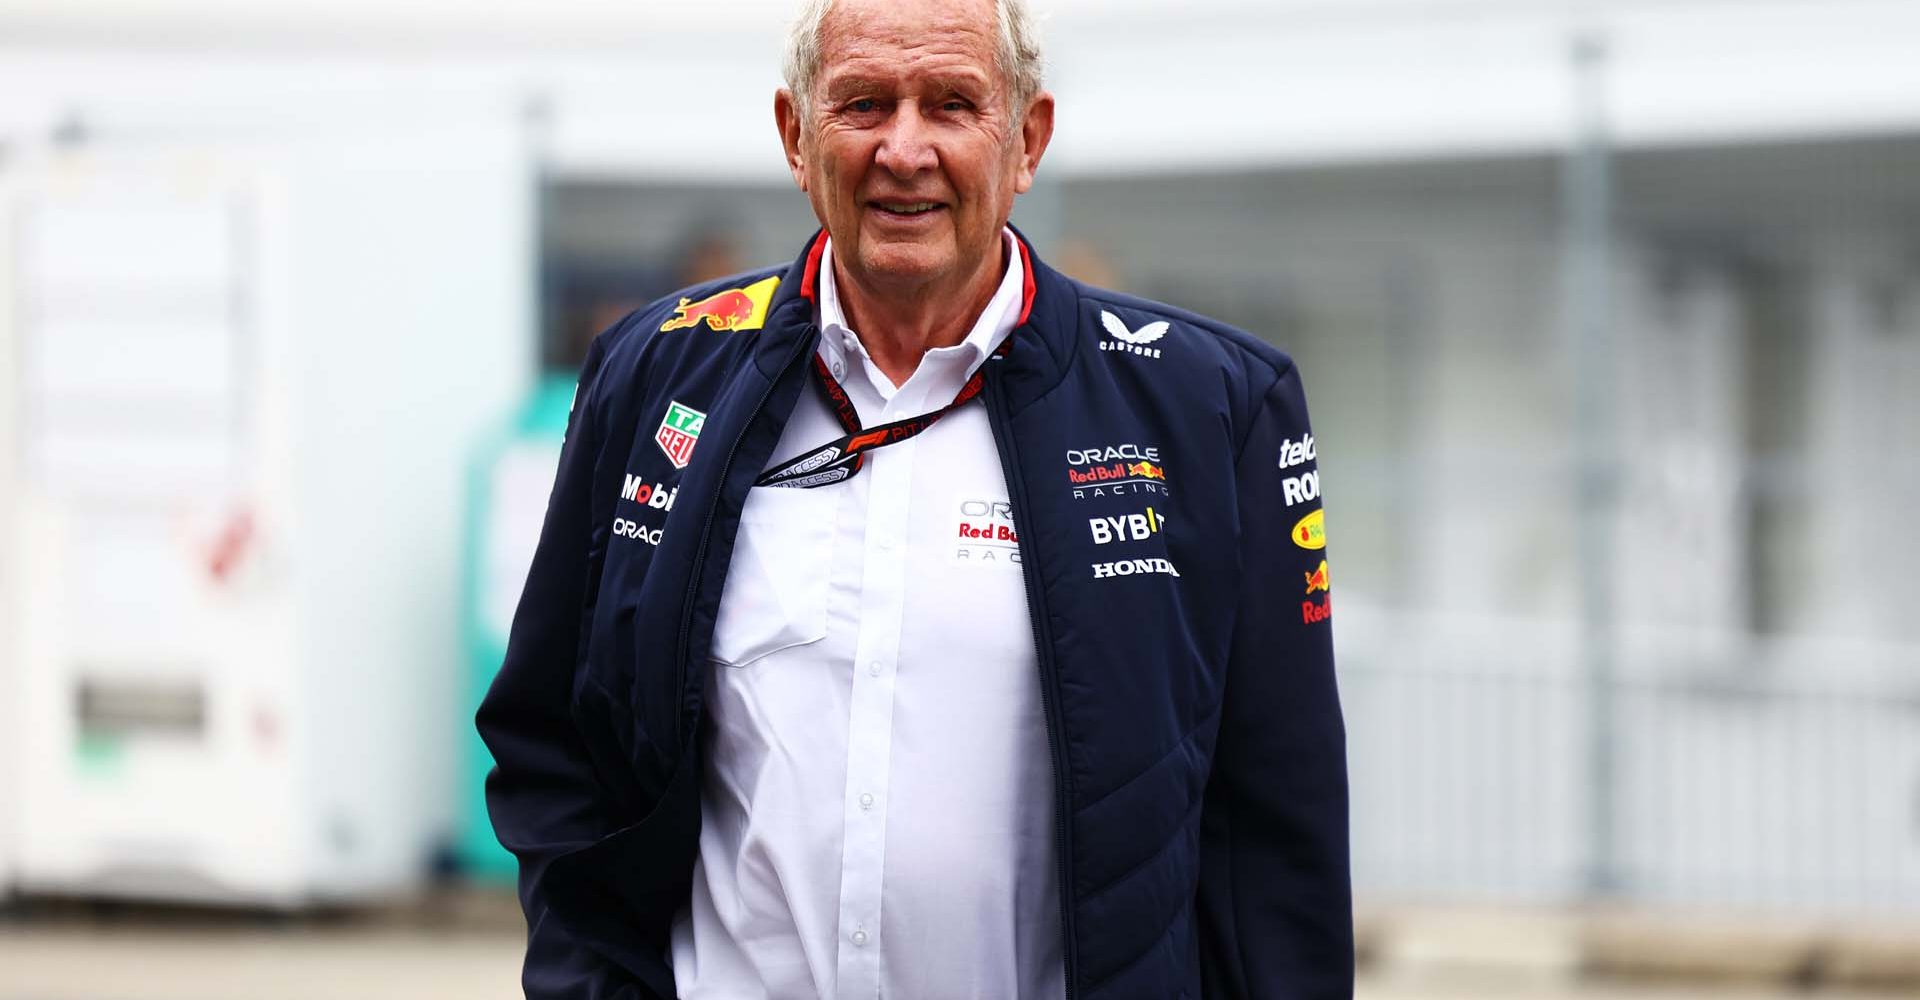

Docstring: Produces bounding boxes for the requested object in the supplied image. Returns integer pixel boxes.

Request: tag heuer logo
[655,400,706,469]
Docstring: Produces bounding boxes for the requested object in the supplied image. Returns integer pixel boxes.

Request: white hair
[783,0,1045,122]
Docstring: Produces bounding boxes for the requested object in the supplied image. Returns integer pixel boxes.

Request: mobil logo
[620,475,679,511]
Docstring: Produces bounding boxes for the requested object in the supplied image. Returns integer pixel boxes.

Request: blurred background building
[2,0,1919,996]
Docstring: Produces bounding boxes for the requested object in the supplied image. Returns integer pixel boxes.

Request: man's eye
[848,99,879,113]
[942,100,969,112]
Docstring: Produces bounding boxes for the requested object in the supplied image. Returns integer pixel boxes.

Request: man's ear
[1013,91,1056,195]
[775,89,809,192]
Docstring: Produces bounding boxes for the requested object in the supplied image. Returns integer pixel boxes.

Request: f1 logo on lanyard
[755,340,1010,490]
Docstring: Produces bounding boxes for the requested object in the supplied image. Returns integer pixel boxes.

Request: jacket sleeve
[475,333,670,1000]
[1197,361,1354,999]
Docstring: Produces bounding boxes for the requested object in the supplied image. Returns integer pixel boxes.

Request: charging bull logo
[1304,559,1329,595]
[1127,461,1165,480]
[659,276,781,333]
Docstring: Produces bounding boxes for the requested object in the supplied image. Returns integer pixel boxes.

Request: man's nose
[873,102,939,178]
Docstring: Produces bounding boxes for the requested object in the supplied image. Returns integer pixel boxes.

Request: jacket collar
[754,225,1078,408]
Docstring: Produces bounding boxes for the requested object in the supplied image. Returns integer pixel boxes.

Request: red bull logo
[1301,594,1332,625]
[1303,559,1329,595]
[1068,461,1167,486]
[659,276,780,333]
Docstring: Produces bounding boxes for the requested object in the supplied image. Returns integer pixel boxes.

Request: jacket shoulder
[1066,279,1298,405]
[576,264,791,422]
[592,264,791,372]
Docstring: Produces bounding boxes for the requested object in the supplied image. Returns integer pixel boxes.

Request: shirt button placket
[836,414,909,1000]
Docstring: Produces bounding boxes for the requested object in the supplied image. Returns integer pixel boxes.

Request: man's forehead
[816,0,1000,75]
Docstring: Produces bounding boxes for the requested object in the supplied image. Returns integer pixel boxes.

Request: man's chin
[852,238,953,289]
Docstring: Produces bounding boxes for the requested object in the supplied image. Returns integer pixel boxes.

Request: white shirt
[670,229,1063,1000]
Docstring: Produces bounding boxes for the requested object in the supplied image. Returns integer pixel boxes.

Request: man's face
[777,0,1053,295]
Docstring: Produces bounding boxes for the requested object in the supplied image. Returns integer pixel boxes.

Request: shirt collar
[815,227,1024,396]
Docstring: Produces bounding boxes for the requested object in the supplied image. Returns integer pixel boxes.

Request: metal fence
[1337,606,1920,914]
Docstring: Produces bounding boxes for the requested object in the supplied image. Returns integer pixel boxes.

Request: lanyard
[755,340,1010,490]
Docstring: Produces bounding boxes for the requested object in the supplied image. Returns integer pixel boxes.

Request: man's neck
[831,239,1010,388]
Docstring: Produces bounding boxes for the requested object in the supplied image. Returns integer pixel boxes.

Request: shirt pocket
[710,485,837,667]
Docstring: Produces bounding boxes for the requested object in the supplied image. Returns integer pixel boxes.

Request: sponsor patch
[1099,310,1169,359]
[1091,556,1181,580]
[620,475,679,510]
[659,276,780,333]
[1282,469,1320,507]
[655,400,706,469]
[1089,506,1165,545]
[1291,508,1326,550]
[1067,444,1159,465]
[1277,433,1317,470]
[955,497,1021,566]
[613,473,678,546]
[1304,559,1329,595]
[1066,444,1170,501]
[1301,594,1332,624]
[612,517,665,547]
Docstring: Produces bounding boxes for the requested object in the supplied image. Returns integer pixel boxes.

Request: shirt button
[868,661,883,677]
[859,792,875,810]
[851,929,869,947]
[831,361,845,379]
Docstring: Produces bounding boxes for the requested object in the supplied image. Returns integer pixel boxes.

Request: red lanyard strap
[755,341,1006,490]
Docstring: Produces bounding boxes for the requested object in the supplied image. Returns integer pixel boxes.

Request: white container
[1,123,531,906]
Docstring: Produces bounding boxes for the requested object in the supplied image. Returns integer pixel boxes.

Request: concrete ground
[0,925,1910,1000]
[2,895,1914,1000]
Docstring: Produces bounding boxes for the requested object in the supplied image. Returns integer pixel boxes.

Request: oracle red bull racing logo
[1066,444,1169,500]
[955,497,1020,565]
[659,276,780,333]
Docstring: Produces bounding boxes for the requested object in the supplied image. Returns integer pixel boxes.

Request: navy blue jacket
[477,231,1352,1000]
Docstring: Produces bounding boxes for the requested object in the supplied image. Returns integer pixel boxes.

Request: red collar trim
[798,230,1039,327]
[1014,236,1037,327]
[799,230,830,303]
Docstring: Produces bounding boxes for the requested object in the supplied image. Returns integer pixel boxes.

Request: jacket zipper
[982,363,1080,1000]
[674,324,819,737]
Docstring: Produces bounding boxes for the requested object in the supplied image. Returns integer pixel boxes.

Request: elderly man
[477,0,1351,996]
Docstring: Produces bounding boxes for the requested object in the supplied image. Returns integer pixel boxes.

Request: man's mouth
[871,200,946,218]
